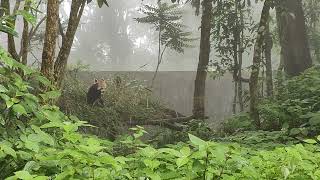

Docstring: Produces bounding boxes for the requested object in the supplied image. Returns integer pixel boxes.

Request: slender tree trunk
[41,0,59,80]
[232,81,238,114]
[249,1,270,128]
[193,0,212,119]
[4,0,20,61]
[265,20,273,97]
[237,1,244,112]
[20,1,32,65]
[277,0,312,77]
[151,26,162,88]
[275,6,284,98]
[54,0,86,88]
[232,29,239,114]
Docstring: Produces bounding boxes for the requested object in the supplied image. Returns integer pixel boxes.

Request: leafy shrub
[258,66,320,134]
[1,47,320,179]
[222,113,255,135]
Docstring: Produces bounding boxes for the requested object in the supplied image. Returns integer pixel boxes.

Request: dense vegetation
[1,45,320,179]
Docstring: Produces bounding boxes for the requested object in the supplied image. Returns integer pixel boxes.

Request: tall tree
[264,18,273,97]
[41,0,59,80]
[39,0,108,87]
[277,0,312,76]
[54,0,87,87]
[249,0,271,128]
[192,0,212,119]
[21,0,32,65]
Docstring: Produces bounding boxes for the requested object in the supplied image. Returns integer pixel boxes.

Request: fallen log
[127,116,195,131]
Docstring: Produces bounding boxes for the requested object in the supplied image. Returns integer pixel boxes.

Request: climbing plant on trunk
[249,0,271,128]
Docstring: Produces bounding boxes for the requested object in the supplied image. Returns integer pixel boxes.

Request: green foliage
[210,0,255,77]
[215,130,299,150]
[258,66,320,134]
[2,45,320,179]
[222,113,255,134]
[135,2,194,53]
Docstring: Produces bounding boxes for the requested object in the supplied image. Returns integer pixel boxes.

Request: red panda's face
[94,78,107,92]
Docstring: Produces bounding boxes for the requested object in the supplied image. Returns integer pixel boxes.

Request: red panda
[86,78,107,106]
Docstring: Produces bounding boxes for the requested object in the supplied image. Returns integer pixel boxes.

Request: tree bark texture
[249,1,270,128]
[41,0,59,80]
[277,0,312,77]
[264,20,273,97]
[193,0,212,119]
[54,0,86,88]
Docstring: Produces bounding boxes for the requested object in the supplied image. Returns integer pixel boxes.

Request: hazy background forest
[0,0,266,124]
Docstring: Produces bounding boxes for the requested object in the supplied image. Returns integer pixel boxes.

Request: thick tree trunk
[249,1,270,128]
[54,0,86,88]
[193,0,212,119]
[265,20,273,97]
[41,0,59,80]
[277,0,312,77]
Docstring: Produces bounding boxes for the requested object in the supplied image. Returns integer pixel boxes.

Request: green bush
[222,113,255,135]
[258,66,320,133]
[1,47,320,179]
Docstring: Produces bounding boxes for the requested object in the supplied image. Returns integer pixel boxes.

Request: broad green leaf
[1,143,17,158]
[309,115,320,126]
[25,140,40,152]
[282,167,290,179]
[303,139,317,144]
[35,75,51,86]
[0,84,8,93]
[176,157,189,167]
[144,159,160,170]
[180,146,191,157]
[0,23,18,37]
[31,125,55,146]
[40,90,61,100]
[16,10,37,25]
[12,104,28,115]
[14,171,34,180]
[189,134,206,148]
[289,128,300,136]
[158,148,181,157]
[23,161,39,171]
